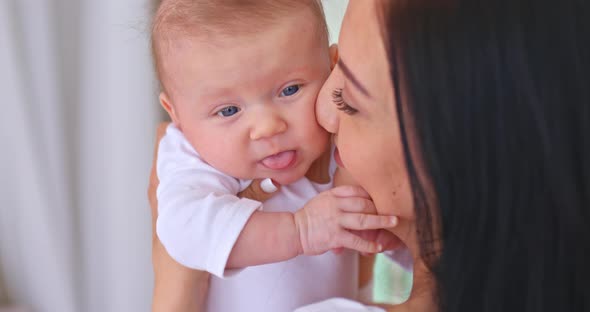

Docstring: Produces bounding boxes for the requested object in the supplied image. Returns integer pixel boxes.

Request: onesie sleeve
[156,124,261,278]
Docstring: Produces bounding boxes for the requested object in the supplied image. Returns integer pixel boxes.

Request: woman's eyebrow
[337,58,371,98]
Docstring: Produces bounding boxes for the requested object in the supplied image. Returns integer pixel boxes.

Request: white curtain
[323,0,348,45]
[0,0,159,311]
[0,1,347,311]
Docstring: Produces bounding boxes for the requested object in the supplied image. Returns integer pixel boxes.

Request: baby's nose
[249,112,288,140]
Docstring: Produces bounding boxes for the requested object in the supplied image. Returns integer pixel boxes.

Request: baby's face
[160,13,331,185]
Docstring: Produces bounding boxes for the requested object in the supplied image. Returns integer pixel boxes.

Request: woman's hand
[150,123,210,312]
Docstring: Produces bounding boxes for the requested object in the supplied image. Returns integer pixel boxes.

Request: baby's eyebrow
[337,58,371,98]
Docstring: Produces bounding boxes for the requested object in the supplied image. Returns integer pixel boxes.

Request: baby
[151,0,396,311]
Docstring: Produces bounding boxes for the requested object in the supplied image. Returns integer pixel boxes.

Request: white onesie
[156,124,358,312]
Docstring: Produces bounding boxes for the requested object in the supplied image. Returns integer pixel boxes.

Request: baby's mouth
[260,150,297,170]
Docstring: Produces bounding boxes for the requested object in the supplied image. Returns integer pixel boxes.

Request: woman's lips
[334,148,345,168]
[261,150,297,170]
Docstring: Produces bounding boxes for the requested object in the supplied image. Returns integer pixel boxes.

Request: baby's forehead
[152,0,328,94]
[160,30,326,98]
[152,0,327,48]
[152,1,329,93]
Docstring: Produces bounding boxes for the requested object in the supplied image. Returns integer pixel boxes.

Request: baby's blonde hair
[151,0,329,91]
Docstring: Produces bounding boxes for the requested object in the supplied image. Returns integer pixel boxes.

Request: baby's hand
[294,185,398,255]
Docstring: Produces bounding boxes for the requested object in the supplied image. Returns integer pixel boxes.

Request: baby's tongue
[261,150,295,170]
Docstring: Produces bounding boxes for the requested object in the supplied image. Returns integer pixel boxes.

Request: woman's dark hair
[383,0,590,311]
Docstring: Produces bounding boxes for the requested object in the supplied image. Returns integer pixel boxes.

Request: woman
[150,0,590,311]
[302,0,590,311]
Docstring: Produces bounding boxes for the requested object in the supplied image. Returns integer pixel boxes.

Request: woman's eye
[332,88,358,115]
[280,85,300,97]
[217,106,240,117]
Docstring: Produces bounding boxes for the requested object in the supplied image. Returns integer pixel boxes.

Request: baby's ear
[329,44,339,70]
[159,92,181,128]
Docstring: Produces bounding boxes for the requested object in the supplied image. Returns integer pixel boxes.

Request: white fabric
[0,1,157,311]
[156,125,262,277]
[156,125,358,312]
[294,298,386,312]
[208,251,358,312]
[207,172,358,312]
[261,178,279,193]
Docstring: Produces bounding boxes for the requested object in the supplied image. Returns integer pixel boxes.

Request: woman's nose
[316,83,339,134]
[249,110,288,140]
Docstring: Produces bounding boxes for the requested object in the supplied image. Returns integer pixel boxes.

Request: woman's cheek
[339,128,364,181]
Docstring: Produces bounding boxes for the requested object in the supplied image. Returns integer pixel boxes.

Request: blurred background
[0,1,408,311]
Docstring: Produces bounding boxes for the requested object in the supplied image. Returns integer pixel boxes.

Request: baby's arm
[151,123,283,312]
[152,181,277,312]
[156,125,271,277]
[225,151,397,269]
[158,125,396,275]
[226,184,397,268]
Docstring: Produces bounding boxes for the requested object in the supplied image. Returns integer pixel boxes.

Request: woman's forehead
[339,1,392,99]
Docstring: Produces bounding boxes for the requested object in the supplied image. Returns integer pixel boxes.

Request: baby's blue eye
[280,85,300,97]
[217,106,240,117]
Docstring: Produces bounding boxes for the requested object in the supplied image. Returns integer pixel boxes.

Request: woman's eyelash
[332,88,358,115]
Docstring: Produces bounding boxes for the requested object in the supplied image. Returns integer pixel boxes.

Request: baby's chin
[270,174,305,186]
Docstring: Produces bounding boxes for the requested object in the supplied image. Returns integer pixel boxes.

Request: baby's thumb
[376,229,403,251]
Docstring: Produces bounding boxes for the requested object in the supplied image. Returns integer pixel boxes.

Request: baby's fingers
[340,213,398,231]
[332,247,344,255]
[337,231,383,254]
[330,185,371,199]
[335,197,377,214]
